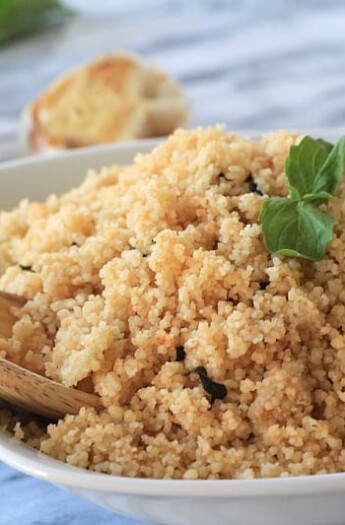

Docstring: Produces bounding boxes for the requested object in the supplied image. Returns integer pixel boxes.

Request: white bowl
[1,135,345,525]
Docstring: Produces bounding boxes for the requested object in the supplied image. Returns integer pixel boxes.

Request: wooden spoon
[0,291,103,419]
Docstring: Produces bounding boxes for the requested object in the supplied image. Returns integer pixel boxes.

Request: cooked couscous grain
[1,126,345,479]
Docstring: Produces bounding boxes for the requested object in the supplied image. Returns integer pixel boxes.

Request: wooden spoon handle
[0,356,103,419]
[0,291,103,419]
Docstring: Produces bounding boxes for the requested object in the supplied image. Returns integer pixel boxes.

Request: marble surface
[2,0,345,159]
[2,0,345,523]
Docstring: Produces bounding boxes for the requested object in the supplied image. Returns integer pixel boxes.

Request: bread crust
[22,54,188,152]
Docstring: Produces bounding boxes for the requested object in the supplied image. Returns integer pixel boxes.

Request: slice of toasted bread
[22,53,188,152]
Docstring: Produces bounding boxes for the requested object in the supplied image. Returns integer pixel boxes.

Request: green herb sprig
[260,136,345,261]
[0,0,74,46]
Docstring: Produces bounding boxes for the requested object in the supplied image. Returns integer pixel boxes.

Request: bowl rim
[2,130,345,498]
[0,137,161,170]
[1,429,345,496]
[2,125,345,170]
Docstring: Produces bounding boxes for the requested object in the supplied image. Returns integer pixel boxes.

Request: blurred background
[1,0,345,161]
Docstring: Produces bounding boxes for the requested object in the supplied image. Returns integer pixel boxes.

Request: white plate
[1,134,345,525]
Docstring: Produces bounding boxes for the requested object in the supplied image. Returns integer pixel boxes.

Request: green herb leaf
[260,197,336,261]
[0,0,74,46]
[301,191,332,205]
[313,136,345,194]
[175,346,186,362]
[19,264,34,272]
[260,134,345,261]
[315,138,333,155]
[285,136,332,199]
[192,366,227,403]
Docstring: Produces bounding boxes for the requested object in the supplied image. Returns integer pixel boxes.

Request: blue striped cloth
[0,462,145,525]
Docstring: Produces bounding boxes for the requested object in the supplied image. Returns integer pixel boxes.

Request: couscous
[1,127,345,479]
